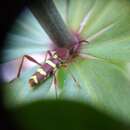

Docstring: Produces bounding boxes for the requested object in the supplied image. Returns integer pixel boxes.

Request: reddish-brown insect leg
[17,55,42,78]
[53,72,58,99]
[43,50,53,63]
[79,40,89,44]
[68,70,81,89]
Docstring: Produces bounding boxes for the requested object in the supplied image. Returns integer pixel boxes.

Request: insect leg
[79,53,98,60]
[79,40,89,44]
[43,50,53,63]
[17,55,42,78]
[53,72,58,99]
[66,68,81,89]
[62,64,81,89]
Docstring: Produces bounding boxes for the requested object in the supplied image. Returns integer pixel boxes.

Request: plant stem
[28,0,77,48]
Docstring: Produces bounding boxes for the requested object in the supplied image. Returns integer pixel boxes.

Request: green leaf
[79,0,130,62]
[57,58,130,123]
[81,36,130,63]
[56,67,67,89]
[3,9,52,63]
[9,100,130,130]
[66,0,96,30]
[81,0,130,37]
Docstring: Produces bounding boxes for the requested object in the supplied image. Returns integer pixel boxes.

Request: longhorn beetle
[16,39,88,97]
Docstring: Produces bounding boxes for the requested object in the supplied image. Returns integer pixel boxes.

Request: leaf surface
[3,9,52,63]
[57,58,130,123]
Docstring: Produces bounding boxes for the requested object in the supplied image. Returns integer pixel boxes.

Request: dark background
[0,0,26,47]
[0,0,26,129]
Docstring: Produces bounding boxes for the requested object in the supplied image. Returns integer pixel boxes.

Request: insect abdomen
[29,68,47,87]
[29,58,61,87]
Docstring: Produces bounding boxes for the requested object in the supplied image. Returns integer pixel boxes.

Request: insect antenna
[79,40,89,44]
[67,69,81,89]
[79,53,98,60]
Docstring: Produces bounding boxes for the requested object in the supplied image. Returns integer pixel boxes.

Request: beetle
[16,39,88,97]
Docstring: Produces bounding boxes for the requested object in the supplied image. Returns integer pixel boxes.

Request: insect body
[17,39,88,88]
[29,48,70,87]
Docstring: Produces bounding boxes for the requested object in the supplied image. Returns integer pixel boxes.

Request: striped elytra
[29,52,63,87]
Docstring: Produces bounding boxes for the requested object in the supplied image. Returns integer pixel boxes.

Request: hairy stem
[28,0,78,48]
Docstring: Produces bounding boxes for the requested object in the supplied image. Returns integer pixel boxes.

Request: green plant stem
[28,0,77,48]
